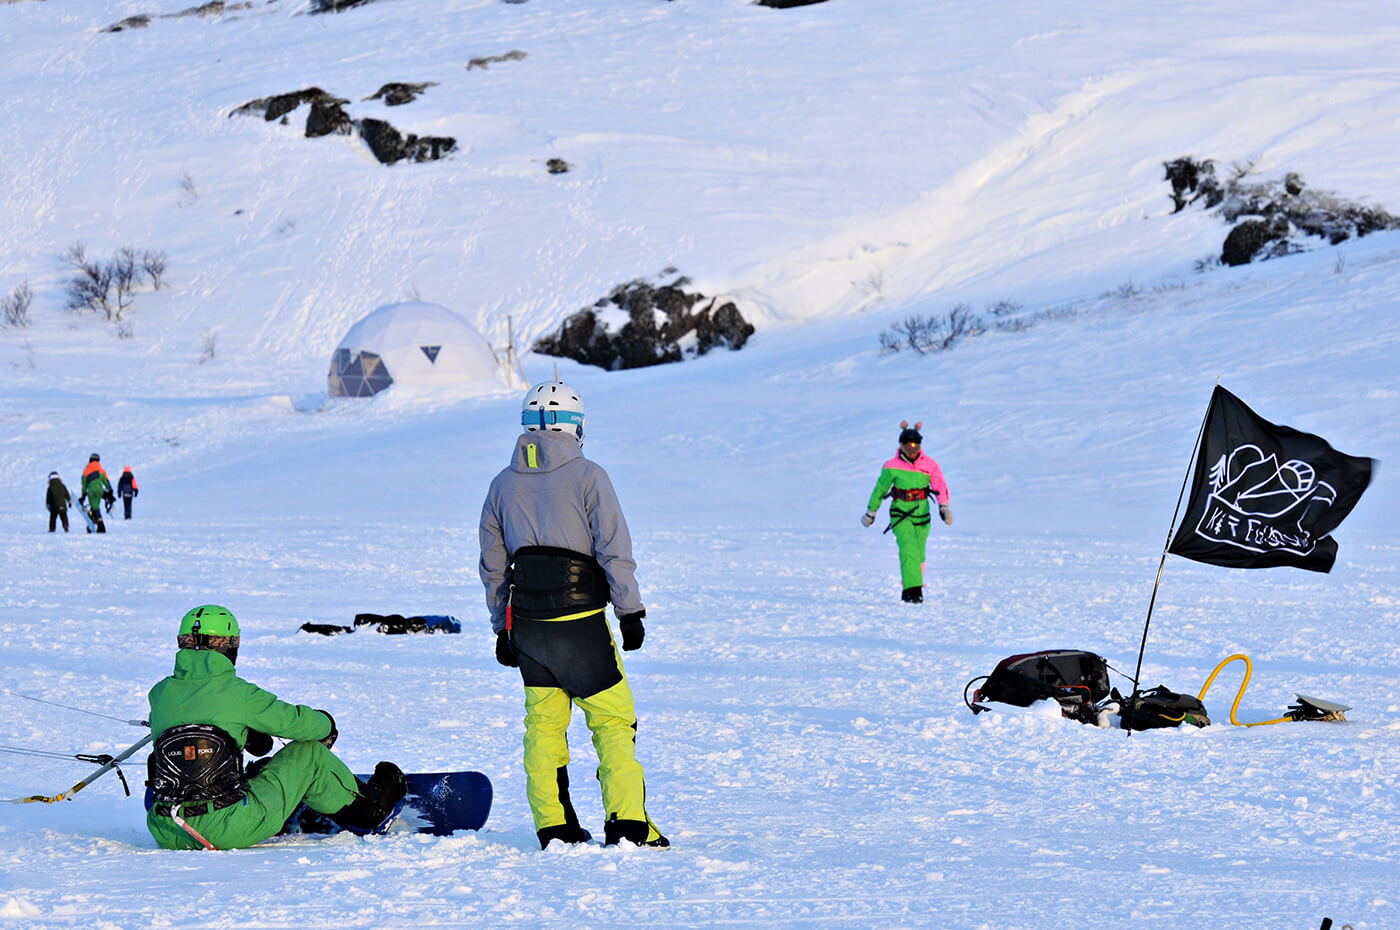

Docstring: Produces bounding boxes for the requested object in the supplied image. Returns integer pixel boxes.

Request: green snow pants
[146,740,359,850]
[891,505,931,588]
[513,611,660,840]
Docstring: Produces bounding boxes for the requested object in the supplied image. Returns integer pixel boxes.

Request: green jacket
[148,650,333,748]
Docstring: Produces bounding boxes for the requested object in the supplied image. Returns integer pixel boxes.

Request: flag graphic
[1167,386,1374,573]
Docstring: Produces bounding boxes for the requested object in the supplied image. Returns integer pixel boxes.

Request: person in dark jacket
[117,466,138,519]
[46,471,71,532]
[81,453,113,533]
[479,381,667,850]
[146,605,407,850]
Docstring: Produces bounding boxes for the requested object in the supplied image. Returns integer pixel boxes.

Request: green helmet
[179,605,240,638]
[177,605,241,663]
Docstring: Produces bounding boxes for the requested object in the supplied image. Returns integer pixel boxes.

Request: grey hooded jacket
[478,430,644,633]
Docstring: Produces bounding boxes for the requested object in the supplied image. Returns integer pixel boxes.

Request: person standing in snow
[861,422,952,603]
[117,466,139,519]
[478,381,668,850]
[45,471,72,532]
[146,604,407,850]
[80,453,113,533]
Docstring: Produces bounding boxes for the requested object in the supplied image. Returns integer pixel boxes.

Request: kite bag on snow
[964,650,1112,724]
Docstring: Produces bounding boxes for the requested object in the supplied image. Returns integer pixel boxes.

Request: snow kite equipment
[521,381,585,439]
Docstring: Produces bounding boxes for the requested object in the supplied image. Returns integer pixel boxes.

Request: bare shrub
[62,243,166,321]
[200,329,217,363]
[179,172,199,204]
[879,304,985,355]
[2,281,33,328]
[141,250,168,289]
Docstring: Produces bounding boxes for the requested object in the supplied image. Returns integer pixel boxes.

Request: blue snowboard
[144,770,492,837]
[281,770,492,836]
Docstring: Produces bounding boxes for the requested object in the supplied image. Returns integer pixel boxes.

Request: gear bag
[147,723,245,815]
[1119,685,1210,730]
[965,649,1112,724]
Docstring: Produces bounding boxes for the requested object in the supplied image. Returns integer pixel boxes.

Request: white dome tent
[328,301,502,397]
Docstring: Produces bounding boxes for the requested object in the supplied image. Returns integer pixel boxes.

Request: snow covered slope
[1,1,1397,927]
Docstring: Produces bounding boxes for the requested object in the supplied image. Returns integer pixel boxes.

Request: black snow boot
[603,815,670,848]
[329,761,407,833]
[537,823,592,849]
[901,586,923,603]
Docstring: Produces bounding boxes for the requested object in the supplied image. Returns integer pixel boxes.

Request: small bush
[2,281,33,328]
[62,243,167,321]
[879,305,984,355]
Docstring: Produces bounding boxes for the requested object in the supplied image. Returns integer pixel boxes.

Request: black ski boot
[537,823,592,849]
[603,815,670,848]
[329,761,407,833]
[901,586,923,603]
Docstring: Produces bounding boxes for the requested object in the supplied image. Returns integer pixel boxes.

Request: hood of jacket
[509,429,582,474]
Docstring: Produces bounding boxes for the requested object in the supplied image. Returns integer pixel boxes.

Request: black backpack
[1119,685,1210,730]
[965,650,1112,724]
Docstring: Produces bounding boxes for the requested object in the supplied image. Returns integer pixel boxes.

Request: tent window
[329,350,394,397]
[420,345,441,364]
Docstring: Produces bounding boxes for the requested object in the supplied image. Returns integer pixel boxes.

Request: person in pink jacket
[861,422,952,602]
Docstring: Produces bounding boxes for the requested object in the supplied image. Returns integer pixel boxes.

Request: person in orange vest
[81,453,113,534]
[117,466,139,519]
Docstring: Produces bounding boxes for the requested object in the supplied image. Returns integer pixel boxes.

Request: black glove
[496,629,519,667]
[618,610,646,651]
[317,710,337,749]
[245,729,273,757]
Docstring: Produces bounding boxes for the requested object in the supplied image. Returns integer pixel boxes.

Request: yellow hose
[1197,654,1293,728]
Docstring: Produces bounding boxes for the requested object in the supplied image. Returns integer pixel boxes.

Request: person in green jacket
[80,453,113,534]
[862,422,952,603]
[146,605,406,850]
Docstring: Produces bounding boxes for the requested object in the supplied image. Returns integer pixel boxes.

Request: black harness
[508,546,610,621]
[147,724,246,817]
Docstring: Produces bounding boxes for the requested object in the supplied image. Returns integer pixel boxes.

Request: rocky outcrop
[104,2,250,32]
[1166,156,1400,266]
[233,86,454,165]
[534,278,755,371]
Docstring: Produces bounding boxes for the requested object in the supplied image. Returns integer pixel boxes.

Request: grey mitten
[861,510,876,527]
[939,503,953,525]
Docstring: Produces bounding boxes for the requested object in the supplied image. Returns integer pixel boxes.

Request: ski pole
[6,732,152,804]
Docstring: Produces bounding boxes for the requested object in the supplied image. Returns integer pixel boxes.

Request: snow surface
[2,1,1398,927]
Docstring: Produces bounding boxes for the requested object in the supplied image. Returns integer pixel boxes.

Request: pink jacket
[881,451,950,505]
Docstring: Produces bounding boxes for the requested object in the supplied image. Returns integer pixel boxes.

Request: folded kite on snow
[299,614,462,636]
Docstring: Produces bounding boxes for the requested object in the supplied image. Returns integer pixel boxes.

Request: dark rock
[365,82,438,106]
[1163,157,1223,213]
[231,87,346,122]
[309,0,378,12]
[105,15,151,32]
[467,50,528,70]
[546,158,571,174]
[758,0,829,7]
[306,99,353,137]
[534,279,753,371]
[1222,218,1288,266]
[357,118,456,165]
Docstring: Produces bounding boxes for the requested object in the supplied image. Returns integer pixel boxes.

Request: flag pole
[1125,383,1217,734]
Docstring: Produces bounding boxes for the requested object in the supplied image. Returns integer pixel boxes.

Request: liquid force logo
[1191,445,1338,557]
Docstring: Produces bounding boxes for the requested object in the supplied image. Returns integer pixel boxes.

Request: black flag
[1168,386,1374,573]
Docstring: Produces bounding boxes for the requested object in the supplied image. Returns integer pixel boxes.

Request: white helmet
[521,381,585,438]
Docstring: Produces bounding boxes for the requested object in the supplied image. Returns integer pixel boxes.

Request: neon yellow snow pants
[512,612,657,837]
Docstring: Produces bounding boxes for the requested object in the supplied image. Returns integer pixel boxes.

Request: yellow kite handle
[1198,654,1291,727]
